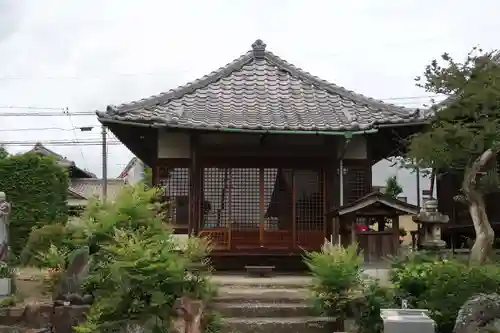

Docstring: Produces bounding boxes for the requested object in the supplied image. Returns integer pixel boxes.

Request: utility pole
[102,125,108,202]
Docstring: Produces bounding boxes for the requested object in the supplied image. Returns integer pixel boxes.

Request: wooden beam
[189,134,200,235]
[259,167,265,247]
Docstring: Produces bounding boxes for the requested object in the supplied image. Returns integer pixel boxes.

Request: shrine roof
[98,40,427,133]
[327,191,419,217]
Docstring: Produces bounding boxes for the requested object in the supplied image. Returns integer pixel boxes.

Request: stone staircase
[212,275,339,333]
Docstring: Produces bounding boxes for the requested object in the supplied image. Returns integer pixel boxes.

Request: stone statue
[0,192,11,261]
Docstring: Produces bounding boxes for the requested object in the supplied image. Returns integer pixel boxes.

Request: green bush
[305,242,394,333]
[20,224,67,266]
[391,255,500,333]
[305,243,363,319]
[31,184,216,333]
[0,153,68,259]
[356,279,395,333]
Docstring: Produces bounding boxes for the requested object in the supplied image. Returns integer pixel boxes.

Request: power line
[0,140,122,146]
[0,111,94,117]
[0,126,98,132]
[0,105,68,111]
[65,111,89,171]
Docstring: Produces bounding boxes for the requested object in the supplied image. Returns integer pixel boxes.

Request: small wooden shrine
[327,191,419,262]
[96,40,426,262]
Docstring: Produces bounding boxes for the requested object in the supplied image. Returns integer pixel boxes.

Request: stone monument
[412,198,449,250]
[52,248,93,306]
[0,192,11,262]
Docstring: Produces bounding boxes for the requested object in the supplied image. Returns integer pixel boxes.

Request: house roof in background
[29,143,97,178]
[118,157,139,179]
[98,39,426,133]
[70,178,126,202]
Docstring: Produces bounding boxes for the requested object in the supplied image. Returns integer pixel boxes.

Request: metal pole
[416,167,421,209]
[102,125,108,202]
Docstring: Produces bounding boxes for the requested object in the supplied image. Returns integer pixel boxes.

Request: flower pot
[0,278,11,297]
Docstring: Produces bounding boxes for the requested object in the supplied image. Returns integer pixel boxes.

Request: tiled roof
[70,178,126,202]
[30,143,97,178]
[327,191,419,217]
[118,157,139,179]
[98,40,425,132]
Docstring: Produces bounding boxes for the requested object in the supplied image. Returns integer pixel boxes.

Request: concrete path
[212,267,390,287]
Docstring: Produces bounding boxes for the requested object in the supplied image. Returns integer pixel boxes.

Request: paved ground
[212,267,390,286]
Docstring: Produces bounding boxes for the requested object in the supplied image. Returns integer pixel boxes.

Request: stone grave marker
[52,248,93,306]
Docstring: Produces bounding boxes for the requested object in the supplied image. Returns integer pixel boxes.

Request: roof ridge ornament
[251,39,266,59]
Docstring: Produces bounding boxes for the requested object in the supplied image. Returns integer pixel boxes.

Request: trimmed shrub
[391,255,500,333]
[20,224,67,266]
[0,153,68,259]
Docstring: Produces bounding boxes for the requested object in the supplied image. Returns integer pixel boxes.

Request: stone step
[213,301,317,318]
[216,287,309,303]
[221,316,338,333]
[212,275,311,289]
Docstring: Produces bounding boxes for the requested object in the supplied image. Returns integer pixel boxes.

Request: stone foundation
[0,304,89,333]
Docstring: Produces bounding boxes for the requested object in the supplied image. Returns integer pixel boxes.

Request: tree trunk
[462,148,498,264]
[467,195,494,264]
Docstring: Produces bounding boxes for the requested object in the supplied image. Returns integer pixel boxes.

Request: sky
[0,0,499,205]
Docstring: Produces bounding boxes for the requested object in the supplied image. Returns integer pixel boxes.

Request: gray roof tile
[98,40,425,132]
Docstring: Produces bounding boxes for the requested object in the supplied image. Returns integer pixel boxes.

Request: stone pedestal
[412,198,449,251]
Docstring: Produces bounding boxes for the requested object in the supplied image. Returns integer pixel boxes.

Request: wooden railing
[199,228,325,251]
[198,228,231,250]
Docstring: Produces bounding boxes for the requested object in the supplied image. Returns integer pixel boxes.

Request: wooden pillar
[259,167,264,247]
[292,170,296,249]
[392,215,400,254]
[350,215,357,245]
[189,135,201,235]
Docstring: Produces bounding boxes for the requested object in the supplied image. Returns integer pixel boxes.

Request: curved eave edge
[97,114,430,134]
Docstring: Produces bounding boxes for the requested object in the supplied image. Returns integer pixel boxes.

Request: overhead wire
[65,109,89,170]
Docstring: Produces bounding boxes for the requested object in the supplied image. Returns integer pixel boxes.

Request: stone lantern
[412,198,449,250]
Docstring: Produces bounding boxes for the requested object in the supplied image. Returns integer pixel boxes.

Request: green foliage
[0,152,68,259]
[356,279,395,333]
[408,48,500,187]
[305,242,394,333]
[20,224,68,266]
[29,184,215,333]
[79,229,188,333]
[305,243,363,318]
[391,254,500,333]
[384,176,403,198]
[204,311,223,333]
[143,165,152,187]
[0,261,11,278]
[0,147,8,160]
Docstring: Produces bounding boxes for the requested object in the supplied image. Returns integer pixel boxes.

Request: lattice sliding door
[343,163,371,204]
[199,166,326,251]
[157,166,190,230]
[294,169,325,250]
[262,168,293,249]
[200,168,261,250]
